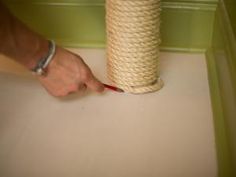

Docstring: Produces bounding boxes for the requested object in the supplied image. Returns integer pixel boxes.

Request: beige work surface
[0,49,217,177]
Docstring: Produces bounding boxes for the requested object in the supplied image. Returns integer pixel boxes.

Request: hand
[37,47,104,97]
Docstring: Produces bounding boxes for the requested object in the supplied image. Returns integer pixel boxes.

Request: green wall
[223,0,236,35]
[3,0,217,52]
[207,0,236,176]
[3,0,219,3]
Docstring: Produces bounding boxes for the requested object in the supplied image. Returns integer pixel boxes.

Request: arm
[0,2,49,69]
[0,2,104,97]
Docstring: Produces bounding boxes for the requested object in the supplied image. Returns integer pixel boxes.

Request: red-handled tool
[103,84,124,93]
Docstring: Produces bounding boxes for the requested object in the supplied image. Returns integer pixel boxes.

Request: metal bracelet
[32,40,56,76]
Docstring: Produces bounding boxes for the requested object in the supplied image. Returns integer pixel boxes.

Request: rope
[106,0,163,94]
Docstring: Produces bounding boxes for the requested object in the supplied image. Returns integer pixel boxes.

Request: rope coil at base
[106,0,164,94]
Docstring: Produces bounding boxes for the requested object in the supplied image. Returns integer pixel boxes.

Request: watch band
[31,40,56,76]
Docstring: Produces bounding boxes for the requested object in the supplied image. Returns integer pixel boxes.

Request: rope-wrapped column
[106,0,163,94]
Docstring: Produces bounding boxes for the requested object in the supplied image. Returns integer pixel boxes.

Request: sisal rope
[106,0,163,94]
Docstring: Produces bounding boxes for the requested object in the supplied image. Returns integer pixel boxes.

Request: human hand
[37,47,104,97]
[0,3,104,96]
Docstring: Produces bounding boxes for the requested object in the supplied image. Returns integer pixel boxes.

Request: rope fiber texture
[106,0,164,94]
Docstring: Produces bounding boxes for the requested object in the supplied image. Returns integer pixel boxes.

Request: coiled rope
[106,0,163,94]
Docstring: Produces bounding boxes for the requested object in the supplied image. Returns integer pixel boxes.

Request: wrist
[26,38,50,70]
[31,40,56,76]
